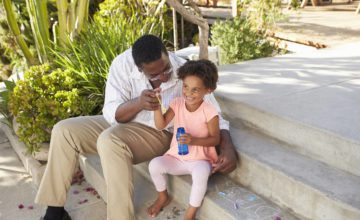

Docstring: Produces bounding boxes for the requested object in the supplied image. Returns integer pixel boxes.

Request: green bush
[0,80,16,128]
[236,0,284,30]
[211,17,279,64]
[94,0,172,40]
[52,7,170,114]
[8,64,96,153]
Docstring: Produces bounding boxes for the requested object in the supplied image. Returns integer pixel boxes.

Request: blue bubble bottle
[176,127,189,155]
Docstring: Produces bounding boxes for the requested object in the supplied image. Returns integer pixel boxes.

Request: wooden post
[231,0,237,17]
[181,15,185,48]
[166,0,209,59]
[172,7,178,51]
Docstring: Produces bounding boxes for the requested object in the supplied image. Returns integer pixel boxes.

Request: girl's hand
[153,87,162,95]
[178,133,192,145]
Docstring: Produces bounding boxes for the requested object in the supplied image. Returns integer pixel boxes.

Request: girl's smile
[182,75,211,112]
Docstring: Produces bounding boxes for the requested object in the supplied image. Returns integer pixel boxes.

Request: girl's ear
[207,88,214,94]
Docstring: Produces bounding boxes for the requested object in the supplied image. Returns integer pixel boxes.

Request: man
[36,35,237,220]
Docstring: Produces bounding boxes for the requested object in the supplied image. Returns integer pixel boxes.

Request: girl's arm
[154,102,175,130]
[179,116,220,147]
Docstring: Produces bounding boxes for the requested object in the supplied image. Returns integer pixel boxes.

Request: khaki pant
[35,115,172,220]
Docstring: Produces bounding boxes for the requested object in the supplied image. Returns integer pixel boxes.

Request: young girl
[147,60,220,220]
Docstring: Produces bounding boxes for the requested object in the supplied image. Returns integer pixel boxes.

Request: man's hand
[139,89,160,111]
[212,130,238,174]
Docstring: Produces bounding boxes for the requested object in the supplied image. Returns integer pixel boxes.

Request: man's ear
[207,89,214,94]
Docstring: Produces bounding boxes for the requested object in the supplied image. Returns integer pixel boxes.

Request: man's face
[139,53,173,83]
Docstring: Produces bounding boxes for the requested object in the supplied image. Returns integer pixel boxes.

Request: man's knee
[52,118,77,136]
[97,129,132,159]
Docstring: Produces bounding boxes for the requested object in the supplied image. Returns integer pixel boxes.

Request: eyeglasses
[141,66,173,82]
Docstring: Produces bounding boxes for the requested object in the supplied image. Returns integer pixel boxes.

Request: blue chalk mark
[247,195,257,201]
[218,192,226,196]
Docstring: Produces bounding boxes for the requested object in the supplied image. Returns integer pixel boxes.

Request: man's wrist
[219,129,232,148]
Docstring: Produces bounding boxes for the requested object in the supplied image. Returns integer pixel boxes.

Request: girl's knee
[191,162,211,182]
[149,157,166,174]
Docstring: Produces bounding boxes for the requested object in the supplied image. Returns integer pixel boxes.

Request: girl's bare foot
[184,205,198,220]
[147,191,171,218]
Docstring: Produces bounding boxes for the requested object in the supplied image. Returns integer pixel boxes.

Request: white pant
[149,155,212,207]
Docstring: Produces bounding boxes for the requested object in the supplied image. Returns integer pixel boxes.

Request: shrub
[94,0,172,41]
[211,17,280,64]
[236,0,284,30]
[0,80,16,128]
[53,7,171,114]
[8,64,96,153]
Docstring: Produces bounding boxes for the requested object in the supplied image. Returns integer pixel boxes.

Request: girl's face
[182,75,211,111]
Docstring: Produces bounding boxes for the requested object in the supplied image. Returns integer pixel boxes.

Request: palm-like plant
[52,11,169,114]
[2,0,35,65]
[25,0,50,63]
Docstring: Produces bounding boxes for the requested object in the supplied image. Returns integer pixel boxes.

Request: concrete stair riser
[80,155,236,220]
[79,155,107,201]
[1,123,46,187]
[135,163,299,220]
[228,153,360,220]
[215,94,360,177]
[226,124,360,220]
[80,154,299,220]
[79,155,188,220]
[134,163,236,220]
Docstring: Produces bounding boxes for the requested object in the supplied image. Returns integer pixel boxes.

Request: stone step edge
[227,124,360,220]
[79,154,234,220]
[134,163,235,220]
[135,162,300,220]
[0,123,45,187]
[79,154,188,219]
[80,154,299,220]
[215,94,360,177]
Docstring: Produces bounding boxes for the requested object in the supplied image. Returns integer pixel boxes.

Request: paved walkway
[276,10,360,48]
[0,128,106,220]
[217,41,360,143]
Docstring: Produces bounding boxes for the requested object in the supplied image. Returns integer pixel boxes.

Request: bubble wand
[155,93,167,113]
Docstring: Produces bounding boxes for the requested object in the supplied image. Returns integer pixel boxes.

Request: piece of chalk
[233,202,238,209]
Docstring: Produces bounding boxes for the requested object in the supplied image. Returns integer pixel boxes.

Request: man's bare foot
[147,191,171,218]
[184,205,198,220]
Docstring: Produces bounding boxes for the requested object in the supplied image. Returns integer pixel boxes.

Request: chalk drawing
[214,185,283,220]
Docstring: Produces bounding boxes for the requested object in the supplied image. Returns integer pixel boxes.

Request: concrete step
[215,42,360,176]
[79,154,187,220]
[227,122,360,220]
[79,154,299,220]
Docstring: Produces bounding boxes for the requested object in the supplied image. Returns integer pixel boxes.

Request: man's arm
[203,93,238,173]
[212,129,238,174]
[115,89,160,123]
